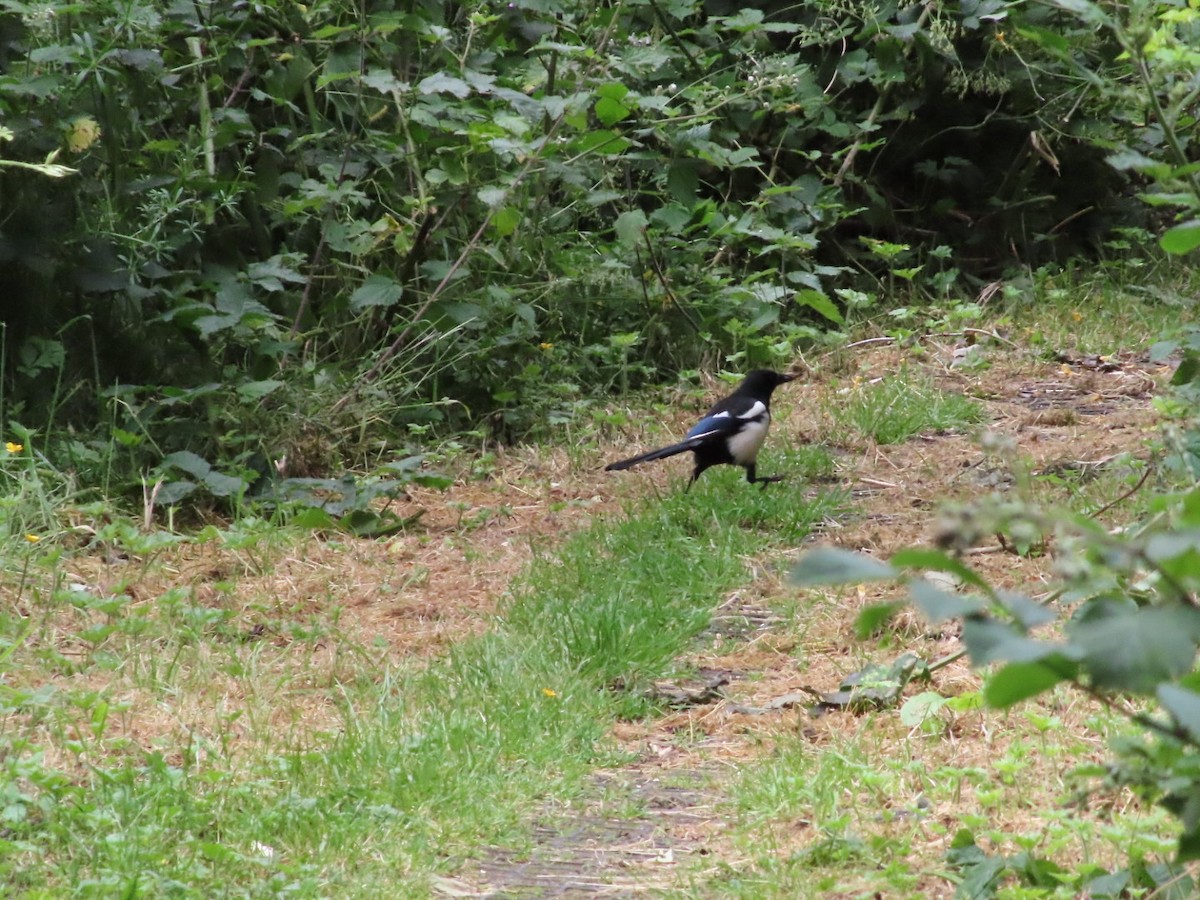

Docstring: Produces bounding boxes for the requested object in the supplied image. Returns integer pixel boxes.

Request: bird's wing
[687,399,767,439]
[685,410,741,441]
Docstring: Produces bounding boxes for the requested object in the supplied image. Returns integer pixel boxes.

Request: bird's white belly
[728,417,769,464]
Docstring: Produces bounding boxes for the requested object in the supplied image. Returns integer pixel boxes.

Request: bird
[605,369,796,491]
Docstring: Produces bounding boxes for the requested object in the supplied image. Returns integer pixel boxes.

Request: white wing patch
[735,400,767,421]
[727,414,770,464]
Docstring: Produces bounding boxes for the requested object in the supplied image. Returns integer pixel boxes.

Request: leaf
[154,480,197,505]
[201,469,248,498]
[908,578,983,623]
[567,130,631,157]
[984,660,1072,708]
[899,691,948,727]
[793,289,843,324]
[162,450,211,479]
[594,96,630,127]
[1158,684,1200,743]
[491,207,521,237]
[1043,0,1114,27]
[236,379,284,401]
[416,72,470,98]
[289,507,336,530]
[1072,607,1200,693]
[412,472,454,490]
[891,547,991,591]
[350,275,404,310]
[854,601,901,638]
[1162,220,1200,255]
[477,186,508,208]
[996,591,1056,629]
[614,210,647,249]
[1172,351,1200,386]
[789,547,897,586]
[962,617,1071,666]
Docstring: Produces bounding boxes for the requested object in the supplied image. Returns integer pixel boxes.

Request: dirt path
[434,346,1165,897]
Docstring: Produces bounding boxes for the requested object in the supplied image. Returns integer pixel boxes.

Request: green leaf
[154,480,197,506]
[1015,25,1069,53]
[962,618,1071,666]
[1159,684,1200,743]
[1044,0,1114,27]
[996,591,1056,629]
[891,547,990,592]
[412,472,454,490]
[985,660,1072,708]
[1072,607,1200,693]
[491,206,521,237]
[908,578,983,624]
[567,130,631,157]
[793,289,843,324]
[201,470,248,498]
[614,210,647,249]
[1172,351,1200,386]
[595,82,629,102]
[289,507,336,530]
[899,691,948,727]
[416,72,470,98]
[477,186,508,207]
[666,162,698,204]
[350,275,404,310]
[1161,220,1200,255]
[236,379,284,401]
[594,96,630,127]
[854,601,902,639]
[789,547,897,586]
[162,450,211,479]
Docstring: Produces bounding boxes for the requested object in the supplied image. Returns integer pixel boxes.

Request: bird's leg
[746,464,786,489]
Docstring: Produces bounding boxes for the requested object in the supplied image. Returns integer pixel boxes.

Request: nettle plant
[793,343,1200,873]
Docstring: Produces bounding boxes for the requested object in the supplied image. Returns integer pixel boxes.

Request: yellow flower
[539,342,554,351]
[66,115,102,153]
[5,442,22,453]
[542,688,558,698]
[24,534,40,543]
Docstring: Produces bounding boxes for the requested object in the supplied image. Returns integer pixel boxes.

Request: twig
[645,0,702,78]
[642,232,702,334]
[927,328,1019,348]
[1091,461,1153,519]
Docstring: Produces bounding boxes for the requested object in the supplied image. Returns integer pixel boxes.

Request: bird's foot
[755,475,786,489]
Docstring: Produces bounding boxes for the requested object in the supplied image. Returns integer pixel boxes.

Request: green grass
[1009,263,1195,356]
[705,704,1182,899]
[0,447,843,896]
[829,374,988,445]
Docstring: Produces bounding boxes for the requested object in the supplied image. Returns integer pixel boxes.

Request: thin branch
[645,0,702,79]
[1091,460,1153,519]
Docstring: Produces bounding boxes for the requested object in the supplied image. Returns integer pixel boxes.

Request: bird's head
[740,368,797,397]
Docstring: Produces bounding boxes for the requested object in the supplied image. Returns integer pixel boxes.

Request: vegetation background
[3,0,1200,895]
[0,0,1193,497]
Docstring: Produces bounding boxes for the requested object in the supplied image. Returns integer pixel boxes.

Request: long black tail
[605,438,701,471]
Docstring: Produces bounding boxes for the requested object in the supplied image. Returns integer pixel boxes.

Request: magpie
[605,369,796,491]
